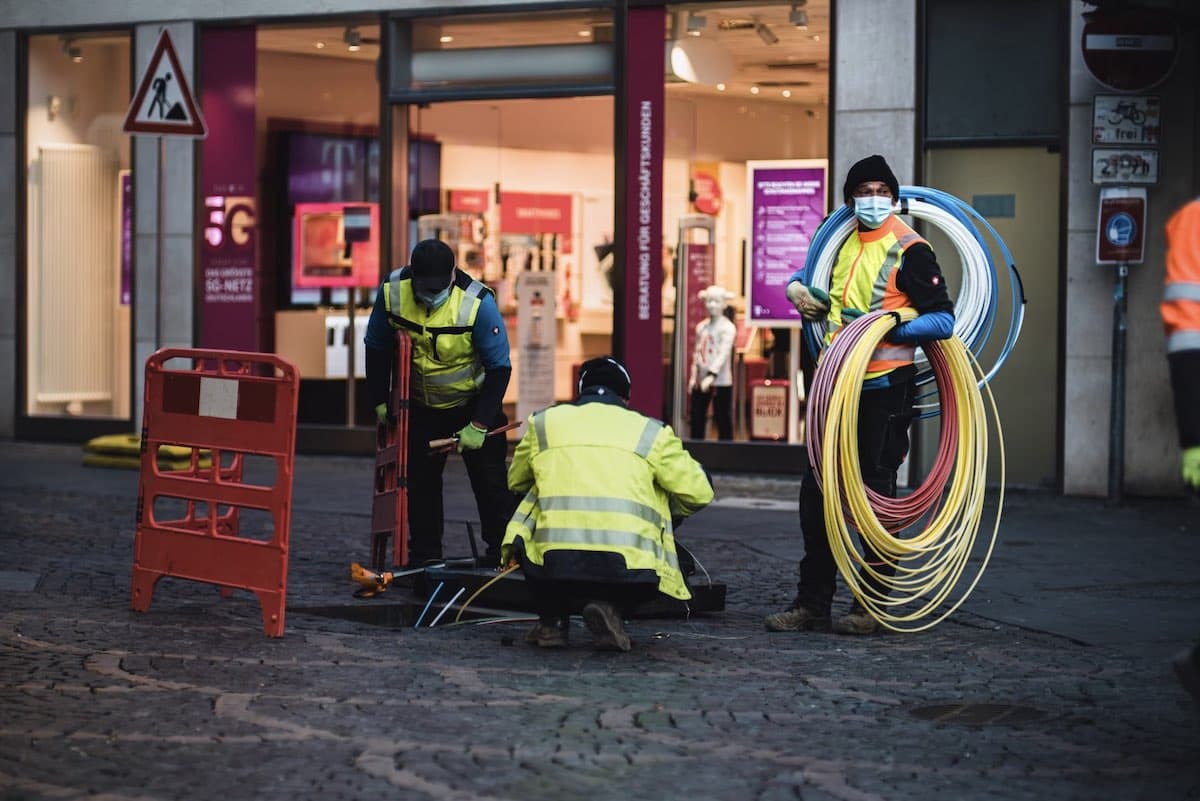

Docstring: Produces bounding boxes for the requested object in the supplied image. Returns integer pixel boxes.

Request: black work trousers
[795,377,915,611]
[406,401,518,566]
[689,386,734,440]
[525,577,662,621]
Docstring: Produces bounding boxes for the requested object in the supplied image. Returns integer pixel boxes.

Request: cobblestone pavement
[1,442,1198,801]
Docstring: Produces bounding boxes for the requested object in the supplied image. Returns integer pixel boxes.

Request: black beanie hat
[410,239,456,294]
[578,356,632,400]
[843,154,900,204]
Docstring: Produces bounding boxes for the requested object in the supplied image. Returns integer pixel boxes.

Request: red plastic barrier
[130,349,299,637]
[369,331,411,570]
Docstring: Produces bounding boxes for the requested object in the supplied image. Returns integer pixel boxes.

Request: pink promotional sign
[292,202,380,288]
[500,191,572,235]
[449,189,490,213]
[620,6,665,418]
[199,27,258,351]
[746,160,827,326]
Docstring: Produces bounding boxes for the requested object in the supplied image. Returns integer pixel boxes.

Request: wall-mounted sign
[745,159,827,326]
[123,29,207,137]
[448,189,490,213]
[1096,186,1146,265]
[1092,94,1161,145]
[500,191,572,235]
[515,271,556,423]
[1081,11,1178,92]
[749,379,788,440]
[1092,147,1159,185]
[292,202,380,289]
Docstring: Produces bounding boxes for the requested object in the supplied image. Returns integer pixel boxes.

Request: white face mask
[853,195,894,229]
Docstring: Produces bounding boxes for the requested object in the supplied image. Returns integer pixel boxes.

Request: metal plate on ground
[420,566,726,618]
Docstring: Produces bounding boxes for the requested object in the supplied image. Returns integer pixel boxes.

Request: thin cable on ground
[454,564,520,623]
[414,581,443,628]
[428,586,466,627]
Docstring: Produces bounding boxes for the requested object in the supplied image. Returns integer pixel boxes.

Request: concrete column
[0,30,17,437]
[132,22,196,429]
[832,0,918,202]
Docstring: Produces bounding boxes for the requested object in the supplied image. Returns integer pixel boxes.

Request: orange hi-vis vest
[827,214,928,379]
[1163,198,1200,355]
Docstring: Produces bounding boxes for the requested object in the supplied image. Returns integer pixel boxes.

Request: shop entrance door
[924,146,1061,489]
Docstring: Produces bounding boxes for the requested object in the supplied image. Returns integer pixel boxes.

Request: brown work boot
[524,618,567,648]
[832,604,881,635]
[764,604,831,632]
[582,601,632,652]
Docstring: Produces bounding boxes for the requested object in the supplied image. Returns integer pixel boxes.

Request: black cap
[578,356,631,400]
[410,239,456,295]
[843,154,899,204]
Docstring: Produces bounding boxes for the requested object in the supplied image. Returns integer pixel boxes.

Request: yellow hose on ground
[819,311,1005,632]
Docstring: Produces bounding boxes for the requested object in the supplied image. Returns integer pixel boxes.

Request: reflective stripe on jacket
[383,269,488,408]
[1163,198,1200,355]
[827,214,926,378]
[501,401,714,600]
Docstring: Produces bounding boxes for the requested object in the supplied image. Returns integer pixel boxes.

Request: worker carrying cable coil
[765,155,956,636]
[500,356,714,652]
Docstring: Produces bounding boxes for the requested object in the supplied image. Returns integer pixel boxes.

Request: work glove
[785,281,830,321]
[699,373,716,392]
[1183,446,1200,492]
[374,402,392,426]
[456,422,488,453]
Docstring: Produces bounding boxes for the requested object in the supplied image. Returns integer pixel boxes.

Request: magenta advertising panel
[287,134,367,203]
[199,27,258,351]
[683,242,714,392]
[621,6,665,417]
[745,160,827,326]
[120,172,132,305]
[292,202,380,288]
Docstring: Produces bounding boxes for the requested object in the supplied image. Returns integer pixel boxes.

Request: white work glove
[786,281,830,321]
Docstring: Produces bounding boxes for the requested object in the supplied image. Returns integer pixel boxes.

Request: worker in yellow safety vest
[1164,197,1200,702]
[766,154,956,636]
[364,239,516,567]
[501,356,714,652]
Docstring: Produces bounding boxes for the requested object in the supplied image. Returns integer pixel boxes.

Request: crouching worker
[500,356,714,652]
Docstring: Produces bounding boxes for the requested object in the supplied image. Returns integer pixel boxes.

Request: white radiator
[32,144,115,408]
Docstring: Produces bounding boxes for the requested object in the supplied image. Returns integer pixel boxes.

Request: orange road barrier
[369,331,411,570]
[130,349,299,637]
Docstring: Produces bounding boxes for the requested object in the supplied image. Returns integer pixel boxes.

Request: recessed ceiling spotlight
[782,89,792,98]
[717,83,726,91]
[577,29,591,37]
[750,85,760,95]
[812,34,821,42]
[314,40,325,49]
[440,34,454,43]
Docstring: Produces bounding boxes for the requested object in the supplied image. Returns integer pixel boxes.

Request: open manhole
[908,703,1051,727]
[292,601,505,629]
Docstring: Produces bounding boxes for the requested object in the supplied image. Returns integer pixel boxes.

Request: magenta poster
[745,160,827,326]
[120,172,132,305]
[620,6,665,417]
[683,243,714,393]
[199,27,258,351]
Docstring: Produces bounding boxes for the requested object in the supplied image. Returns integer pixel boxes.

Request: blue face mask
[419,287,451,310]
[853,195,894,229]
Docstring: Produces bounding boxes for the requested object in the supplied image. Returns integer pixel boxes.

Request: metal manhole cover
[909,703,1049,726]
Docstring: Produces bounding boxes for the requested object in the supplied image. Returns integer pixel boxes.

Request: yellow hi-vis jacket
[383,269,489,409]
[827,214,928,379]
[1163,197,1200,355]
[501,398,714,600]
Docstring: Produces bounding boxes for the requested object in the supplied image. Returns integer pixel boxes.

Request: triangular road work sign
[123,29,207,137]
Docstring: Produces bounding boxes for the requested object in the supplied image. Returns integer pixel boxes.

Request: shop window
[23,32,132,420]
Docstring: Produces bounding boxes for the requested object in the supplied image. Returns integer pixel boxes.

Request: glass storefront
[23,31,132,421]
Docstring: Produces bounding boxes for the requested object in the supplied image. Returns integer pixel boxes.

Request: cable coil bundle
[800,186,1023,631]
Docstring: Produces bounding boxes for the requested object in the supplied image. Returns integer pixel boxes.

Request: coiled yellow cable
[817,310,1005,632]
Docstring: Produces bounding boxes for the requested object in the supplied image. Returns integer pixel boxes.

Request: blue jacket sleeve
[472,293,512,369]
[363,285,395,351]
[890,310,954,343]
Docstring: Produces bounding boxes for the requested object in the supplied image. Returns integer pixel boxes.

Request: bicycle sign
[1091,147,1159,186]
[1092,94,1160,145]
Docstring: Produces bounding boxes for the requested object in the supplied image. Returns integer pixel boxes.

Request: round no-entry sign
[1082,10,1178,92]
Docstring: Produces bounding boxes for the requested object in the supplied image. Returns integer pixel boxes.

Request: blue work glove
[889,310,954,344]
[456,422,488,453]
[1183,446,1200,492]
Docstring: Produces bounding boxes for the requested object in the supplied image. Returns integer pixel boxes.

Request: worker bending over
[766,154,955,635]
[501,356,714,651]
[364,239,516,567]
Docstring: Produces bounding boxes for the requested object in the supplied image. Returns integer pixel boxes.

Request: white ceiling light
[687,13,706,36]
[750,85,760,94]
[782,89,792,98]
[344,26,361,52]
[439,34,454,43]
[670,36,734,85]
[716,82,726,91]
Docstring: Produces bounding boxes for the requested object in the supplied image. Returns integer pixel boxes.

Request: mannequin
[689,285,737,440]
